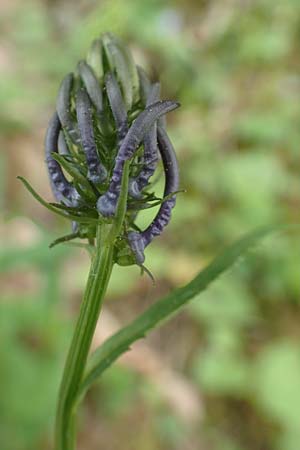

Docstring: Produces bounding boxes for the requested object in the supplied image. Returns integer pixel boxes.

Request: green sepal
[49,222,97,249]
[129,189,185,211]
[48,202,98,218]
[114,236,136,266]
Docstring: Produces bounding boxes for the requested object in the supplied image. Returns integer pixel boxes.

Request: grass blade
[78,224,288,400]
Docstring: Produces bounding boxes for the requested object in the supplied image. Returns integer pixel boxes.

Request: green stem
[54,161,130,450]
[54,222,114,450]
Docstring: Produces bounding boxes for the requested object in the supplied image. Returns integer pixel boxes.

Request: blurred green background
[1,0,300,449]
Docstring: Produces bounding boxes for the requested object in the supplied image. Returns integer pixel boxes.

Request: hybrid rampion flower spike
[43,32,180,266]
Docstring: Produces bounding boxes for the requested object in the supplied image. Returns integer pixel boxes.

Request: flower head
[44,32,180,266]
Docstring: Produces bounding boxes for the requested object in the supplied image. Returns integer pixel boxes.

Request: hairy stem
[54,222,114,450]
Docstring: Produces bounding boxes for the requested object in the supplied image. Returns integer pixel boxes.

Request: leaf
[128,189,185,211]
[49,232,80,249]
[78,224,286,399]
[48,202,97,216]
[18,176,98,224]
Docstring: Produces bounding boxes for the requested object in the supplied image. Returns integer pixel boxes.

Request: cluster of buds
[45,33,180,266]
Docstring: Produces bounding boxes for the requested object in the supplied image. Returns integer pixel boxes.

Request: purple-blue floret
[97,100,179,217]
[76,88,107,184]
[78,61,103,114]
[45,112,80,207]
[105,72,128,142]
[128,126,179,264]
[128,82,161,199]
[56,73,80,146]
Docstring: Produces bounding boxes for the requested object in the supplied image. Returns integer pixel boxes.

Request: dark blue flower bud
[77,61,103,114]
[97,100,179,217]
[128,82,161,199]
[45,112,80,207]
[56,73,80,145]
[105,72,128,142]
[43,33,180,266]
[128,126,179,264]
[76,88,107,184]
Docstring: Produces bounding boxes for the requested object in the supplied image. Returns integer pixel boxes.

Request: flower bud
[45,33,180,266]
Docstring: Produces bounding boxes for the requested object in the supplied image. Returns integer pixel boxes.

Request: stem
[54,161,130,450]
[54,222,114,450]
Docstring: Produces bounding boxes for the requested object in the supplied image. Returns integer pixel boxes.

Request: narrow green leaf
[78,224,289,399]
[18,176,98,224]
[128,189,185,211]
[48,202,97,216]
[49,232,80,249]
